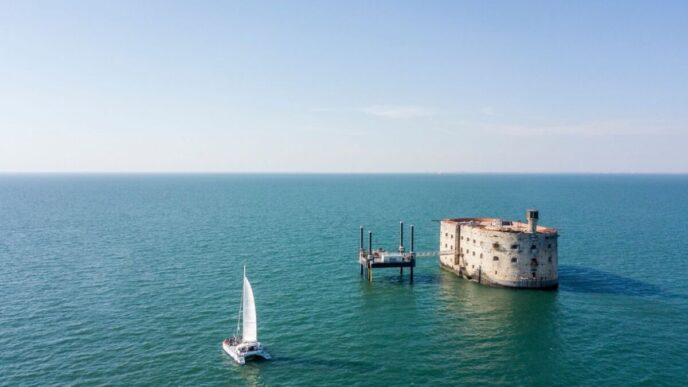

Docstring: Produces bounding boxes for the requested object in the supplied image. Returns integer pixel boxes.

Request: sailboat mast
[235,267,245,337]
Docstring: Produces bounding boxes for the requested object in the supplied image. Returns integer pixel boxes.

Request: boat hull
[222,340,271,365]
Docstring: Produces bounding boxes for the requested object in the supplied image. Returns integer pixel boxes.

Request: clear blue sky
[1,1,686,173]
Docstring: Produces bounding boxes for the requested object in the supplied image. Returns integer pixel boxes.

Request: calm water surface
[1,174,687,386]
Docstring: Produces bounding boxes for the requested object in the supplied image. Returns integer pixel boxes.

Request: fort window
[493,256,499,261]
[530,244,536,250]
[473,239,476,243]
[445,233,448,237]
[511,244,518,249]
[445,243,447,248]
[480,253,483,258]
[511,257,517,263]
[493,242,500,249]
[532,273,536,278]
[472,251,475,256]
[548,256,552,263]
[548,244,551,248]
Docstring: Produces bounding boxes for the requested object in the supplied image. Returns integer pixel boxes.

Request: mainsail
[242,274,258,342]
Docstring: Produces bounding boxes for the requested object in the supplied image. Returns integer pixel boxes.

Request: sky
[1,0,687,173]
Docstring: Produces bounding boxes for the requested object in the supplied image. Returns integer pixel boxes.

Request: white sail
[242,274,258,342]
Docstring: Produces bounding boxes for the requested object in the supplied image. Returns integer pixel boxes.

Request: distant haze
[1,1,687,173]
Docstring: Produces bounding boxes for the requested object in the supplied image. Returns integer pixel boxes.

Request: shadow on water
[374,272,442,285]
[408,273,443,285]
[559,264,678,298]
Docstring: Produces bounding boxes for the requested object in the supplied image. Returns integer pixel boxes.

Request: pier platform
[358,223,416,283]
[359,249,416,282]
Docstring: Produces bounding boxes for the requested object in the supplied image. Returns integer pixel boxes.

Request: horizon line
[1,171,687,175]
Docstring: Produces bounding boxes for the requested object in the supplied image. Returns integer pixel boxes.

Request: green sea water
[1,174,687,386]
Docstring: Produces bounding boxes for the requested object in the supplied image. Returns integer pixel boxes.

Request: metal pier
[358,222,416,283]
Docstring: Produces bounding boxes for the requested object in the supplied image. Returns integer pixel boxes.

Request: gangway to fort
[413,251,454,257]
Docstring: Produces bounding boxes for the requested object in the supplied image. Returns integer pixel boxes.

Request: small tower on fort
[527,209,538,233]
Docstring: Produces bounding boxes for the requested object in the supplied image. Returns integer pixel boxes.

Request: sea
[1,174,687,386]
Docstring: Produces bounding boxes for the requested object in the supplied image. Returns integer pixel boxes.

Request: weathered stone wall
[439,219,558,289]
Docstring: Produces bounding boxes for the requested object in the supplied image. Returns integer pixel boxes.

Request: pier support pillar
[410,266,414,284]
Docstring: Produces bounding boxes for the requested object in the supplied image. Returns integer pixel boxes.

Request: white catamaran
[222,267,271,364]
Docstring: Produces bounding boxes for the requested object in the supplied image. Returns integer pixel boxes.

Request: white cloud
[476,120,686,137]
[360,105,435,119]
[311,105,436,119]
